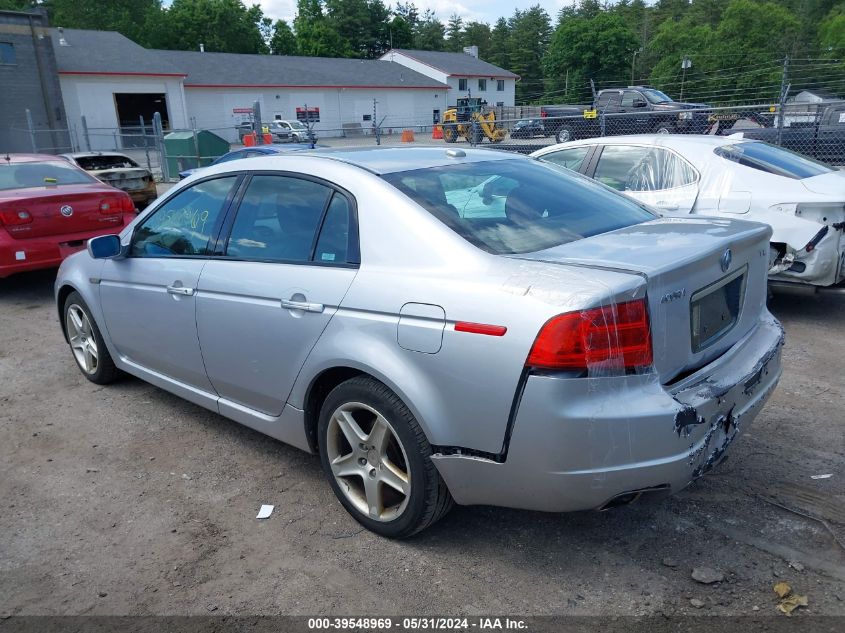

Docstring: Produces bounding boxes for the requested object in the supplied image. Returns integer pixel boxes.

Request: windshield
[382,159,656,255]
[715,142,835,179]
[288,121,306,130]
[642,89,672,104]
[0,160,97,191]
[75,155,139,170]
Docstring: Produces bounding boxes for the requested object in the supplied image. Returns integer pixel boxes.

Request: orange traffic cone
[401,129,415,143]
[431,125,443,140]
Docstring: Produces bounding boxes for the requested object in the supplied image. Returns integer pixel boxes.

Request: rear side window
[225,175,351,264]
[0,160,95,191]
[539,146,591,171]
[131,176,237,257]
[383,159,655,255]
[714,142,834,179]
[75,155,139,170]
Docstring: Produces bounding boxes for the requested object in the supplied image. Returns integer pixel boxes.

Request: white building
[381,49,518,107]
[50,29,452,147]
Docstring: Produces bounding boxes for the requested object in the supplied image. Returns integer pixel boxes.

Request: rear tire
[63,291,119,385]
[555,126,575,144]
[318,376,453,538]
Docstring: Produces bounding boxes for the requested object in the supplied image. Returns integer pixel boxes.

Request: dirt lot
[1,269,843,618]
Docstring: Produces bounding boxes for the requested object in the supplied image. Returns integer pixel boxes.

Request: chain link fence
[7,98,844,184]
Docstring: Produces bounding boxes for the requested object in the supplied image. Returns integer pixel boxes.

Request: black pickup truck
[540,86,711,143]
[722,102,845,164]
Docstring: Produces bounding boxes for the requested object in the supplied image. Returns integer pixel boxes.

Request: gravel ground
[0,270,843,618]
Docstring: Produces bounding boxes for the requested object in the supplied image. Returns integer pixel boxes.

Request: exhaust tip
[598,485,671,511]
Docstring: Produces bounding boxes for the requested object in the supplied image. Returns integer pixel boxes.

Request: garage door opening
[114,93,170,147]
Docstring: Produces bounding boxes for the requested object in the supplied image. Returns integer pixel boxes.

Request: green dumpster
[163,130,229,177]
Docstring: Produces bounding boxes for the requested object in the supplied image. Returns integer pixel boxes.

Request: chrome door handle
[281,298,324,313]
[166,285,195,296]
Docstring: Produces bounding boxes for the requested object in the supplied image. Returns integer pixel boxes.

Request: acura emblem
[60,205,73,217]
[720,248,732,272]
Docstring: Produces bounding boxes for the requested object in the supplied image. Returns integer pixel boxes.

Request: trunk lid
[0,183,125,239]
[518,216,772,383]
[801,170,845,196]
[91,167,151,192]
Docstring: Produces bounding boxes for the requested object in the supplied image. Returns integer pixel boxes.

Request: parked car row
[50,145,786,538]
[531,135,845,290]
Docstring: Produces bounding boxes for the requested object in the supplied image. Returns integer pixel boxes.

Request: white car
[532,135,845,289]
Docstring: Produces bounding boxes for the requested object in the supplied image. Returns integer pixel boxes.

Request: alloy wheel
[66,304,98,375]
[325,401,411,522]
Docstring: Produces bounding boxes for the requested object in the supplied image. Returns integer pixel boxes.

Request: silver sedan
[55,148,784,537]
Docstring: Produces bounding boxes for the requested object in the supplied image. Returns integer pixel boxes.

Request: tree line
[2,0,844,105]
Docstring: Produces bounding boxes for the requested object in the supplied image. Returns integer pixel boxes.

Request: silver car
[55,148,784,538]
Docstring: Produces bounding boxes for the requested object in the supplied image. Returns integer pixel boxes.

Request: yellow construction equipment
[441,98,507,144]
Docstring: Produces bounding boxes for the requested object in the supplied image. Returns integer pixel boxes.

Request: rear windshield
[75,155,139,170]
[714,142,834,179]
[0,161,97,191]
[382,159,656,255]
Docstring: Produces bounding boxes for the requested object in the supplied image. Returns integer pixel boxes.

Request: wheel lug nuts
[358,458,367,466]
[369,469,376,478]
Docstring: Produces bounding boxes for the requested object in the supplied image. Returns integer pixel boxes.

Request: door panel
[100,258,213,391]
[196,263,356,415]
[195,175,358,416]
[99,175,240,392]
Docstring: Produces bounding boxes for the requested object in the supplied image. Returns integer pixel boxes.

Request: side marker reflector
[454,322,507,337]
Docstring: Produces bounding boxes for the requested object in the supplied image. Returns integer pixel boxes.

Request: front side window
[539,146,591,172]
[478,79,487,91]
[0,160,96,191]
[621,91,645,108]
[714,142,834,179]
[383,159,655,255]
[497,80,505,91]
[130,176,237,257]
[225,175,339,263]
[458,78,468,91]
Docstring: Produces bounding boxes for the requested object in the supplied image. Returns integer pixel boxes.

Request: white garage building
[50,29,460,146]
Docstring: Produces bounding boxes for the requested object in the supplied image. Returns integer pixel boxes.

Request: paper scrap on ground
[810,473,833,479]
[256,504,274,519]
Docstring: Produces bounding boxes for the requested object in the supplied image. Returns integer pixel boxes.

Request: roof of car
[2,154,70,164]
[297,146,524,174]
[531,134,750,161]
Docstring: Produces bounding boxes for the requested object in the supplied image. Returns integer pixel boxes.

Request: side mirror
[88,234,123,259]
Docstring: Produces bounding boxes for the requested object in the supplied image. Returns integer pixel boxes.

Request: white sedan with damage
[532,135,845,289]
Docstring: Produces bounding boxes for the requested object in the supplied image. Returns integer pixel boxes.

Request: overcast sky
[253,0,576,26]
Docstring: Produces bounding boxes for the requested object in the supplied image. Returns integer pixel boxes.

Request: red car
[0,154,137,278]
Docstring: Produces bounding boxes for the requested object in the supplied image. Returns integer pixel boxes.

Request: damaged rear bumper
[432,315,784,513]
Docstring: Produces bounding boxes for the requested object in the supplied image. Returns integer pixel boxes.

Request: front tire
[442,124,458,143]
[63,291,119,384]
[318,376,453,538]
[654,123,674,134]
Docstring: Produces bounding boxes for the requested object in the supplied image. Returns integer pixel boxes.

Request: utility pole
[776,56,790,147]
[679,57,692,101]
[631,48,642,86]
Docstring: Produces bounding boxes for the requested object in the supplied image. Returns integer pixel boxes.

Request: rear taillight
[526,298,653,371]
[0,209,33,226]
[100,195,135,214]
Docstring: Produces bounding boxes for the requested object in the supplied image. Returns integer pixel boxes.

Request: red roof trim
[185,83,447,90]
[59,71,187,77]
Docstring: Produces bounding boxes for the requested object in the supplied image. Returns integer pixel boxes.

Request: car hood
[801,170,845,196]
